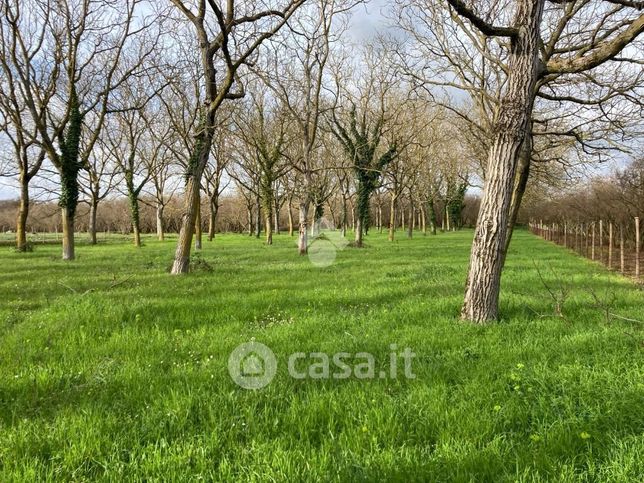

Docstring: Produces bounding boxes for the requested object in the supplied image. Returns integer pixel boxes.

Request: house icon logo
[228,341,277,390]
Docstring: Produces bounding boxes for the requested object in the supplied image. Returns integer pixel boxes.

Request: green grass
[0,230,642,481]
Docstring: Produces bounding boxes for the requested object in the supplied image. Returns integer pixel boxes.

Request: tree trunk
[171,176,202,274]
[61,207,75,261]
[128,191,141,248]
[461,0,545,323]
[388,194,396,242]
[407,202,414,239]
[355,217,363,247]
[194,197,202,250]
[16,179,29,251]
[428,199,437,235]
[133,221,141,248]
[265,211,273,245]
[274,202,280,235]
[156,203,165,241]
[503,132,532,257]
[88,198,98,245]
[298,201,309,255]
[255,194,262,239]
[208,199,217,241]
[341,194,348,237]
[401,206,405,231]
[420,204,427,235]
[288,198,294,237]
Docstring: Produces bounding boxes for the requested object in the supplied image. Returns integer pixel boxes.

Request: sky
[347,0,389,42]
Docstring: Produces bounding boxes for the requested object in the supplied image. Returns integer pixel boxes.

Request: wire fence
[529,217,641,281]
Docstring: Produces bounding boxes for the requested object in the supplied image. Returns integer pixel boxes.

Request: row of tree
[1,0,642,322]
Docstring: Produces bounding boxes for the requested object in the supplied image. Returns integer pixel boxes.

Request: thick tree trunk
[171,176,201,274]
[129,193,141,248]
[298,201,309,255]
[461,0,544,323]
[156,203,165,241]
[16,179,29,251]
[133,222,141,248]
[61,207,75,261]
[407,202,414,239]
[355,217,363,247]
[88,198,98,245]
[265,211,273,245]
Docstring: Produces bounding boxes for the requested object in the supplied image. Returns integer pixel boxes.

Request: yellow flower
[516,363,525,369]
[361,425,368,433]
[493,405,502,412]
[580,432,591,440]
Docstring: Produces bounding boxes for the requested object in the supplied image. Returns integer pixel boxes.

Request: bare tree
[1,0,156,259]
[435,0,644,322]
[233,90,291,244]
[168,0,306,273]
[79,138,120,244]
[254,0,358,254]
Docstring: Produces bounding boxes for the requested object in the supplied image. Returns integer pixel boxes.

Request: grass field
[0,230,643,481]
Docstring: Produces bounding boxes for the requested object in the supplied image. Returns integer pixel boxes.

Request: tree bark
[208,199,218,241]
[503,131,532,257]
[128,189,142,248]
[62,207,75,261]
[298,201,309,255]
[388,194,396,242]
[171,158,208,274]
[265,211,273,245]
[156,203,165,241]
[255,193,262,239]
[287,198,294,237]
[16,179,29,251]
[420,203,427,235]
[195,199,202,250]
[461,0,545,323]
[274,201,280,235]
[355,217,363,247]
[247,206,253,236]
[88,198,98,245]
